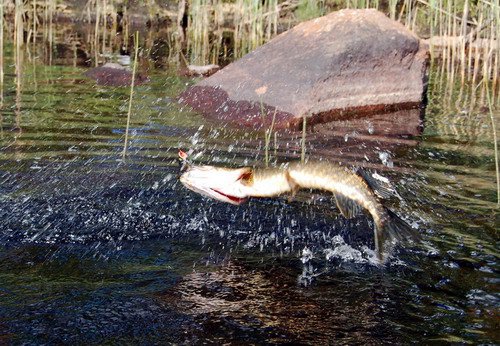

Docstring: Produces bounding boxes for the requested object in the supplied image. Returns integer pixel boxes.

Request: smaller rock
[84,62,149,86]
[184,64,220,77]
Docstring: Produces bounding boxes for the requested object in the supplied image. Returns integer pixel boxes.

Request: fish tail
[375,208,420,263]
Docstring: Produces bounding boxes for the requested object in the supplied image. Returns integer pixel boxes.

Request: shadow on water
[0,29,498,346]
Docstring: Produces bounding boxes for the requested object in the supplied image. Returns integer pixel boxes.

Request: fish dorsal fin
[357,169,397,199]
[238,168,254,186]
[334,193,362,219]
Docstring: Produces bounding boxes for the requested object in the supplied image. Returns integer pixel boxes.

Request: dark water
[0,51,498,344]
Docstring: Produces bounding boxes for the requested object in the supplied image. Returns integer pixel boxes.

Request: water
[0,52,498,344]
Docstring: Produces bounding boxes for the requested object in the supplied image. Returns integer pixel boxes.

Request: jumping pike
[178,150,416,261]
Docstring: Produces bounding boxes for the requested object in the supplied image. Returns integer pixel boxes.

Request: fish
[178,150,418,262]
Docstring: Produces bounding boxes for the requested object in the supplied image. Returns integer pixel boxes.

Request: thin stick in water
[122,31,140,160]
[0,0,3,106]
[264,109,277,167]
[300,115,307,163]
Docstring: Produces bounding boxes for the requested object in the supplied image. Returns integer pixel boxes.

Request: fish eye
[237,170,253,184]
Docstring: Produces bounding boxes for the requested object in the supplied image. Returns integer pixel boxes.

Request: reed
[102,0,107,55]
[485,83,500,207]
[186,0,279,62]
[295,0,324,22]
[94,0,100,66]
[12,0,23,134]
[20,2,37,57]
[14,0,23,92]
[48,0,54,65]
[0,0,4,106]
[109,1,118,53]
[122,31,140,160]
[83,0,118,64]
[459,0,468,86]
[211,0,224,63]
[274,131,277,158]
[429,0,497,102]
[177,0,186,45]
[264,110,277,167]
[234,0,278,58]
[123,3,129,52]
[300,116,307,163]
[388,0,398,20]
[43,0,47,44]
[188,0,211,65]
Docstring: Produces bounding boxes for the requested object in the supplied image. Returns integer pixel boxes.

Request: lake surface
[0,49,498,344]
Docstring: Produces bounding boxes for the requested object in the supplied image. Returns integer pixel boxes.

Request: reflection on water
[0,43,498,344]
[159,261,400,344]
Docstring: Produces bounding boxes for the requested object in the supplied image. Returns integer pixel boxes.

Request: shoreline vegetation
[0,1,496,103]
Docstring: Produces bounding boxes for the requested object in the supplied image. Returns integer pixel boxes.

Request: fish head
[179,165,253,205]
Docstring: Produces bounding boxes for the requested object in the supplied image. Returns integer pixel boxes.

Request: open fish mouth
[179,173,248,205]
[210,188,247,205]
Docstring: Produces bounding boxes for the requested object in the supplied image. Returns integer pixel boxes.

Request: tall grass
[83,0,125,66]
[234,0,279,58]
[94,0,101,66]
[188,0,211,65]
[295,0,325,21]
[486,84,500,207]
[187,0,279,62]
[48,0,54,65]
[13,0,23,133]
[14,0,23,92]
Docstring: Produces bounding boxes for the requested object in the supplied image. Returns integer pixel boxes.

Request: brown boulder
[180,9,429,130]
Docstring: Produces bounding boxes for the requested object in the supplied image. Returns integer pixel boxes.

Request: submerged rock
[180,9,429,130]
[85,62,149,87]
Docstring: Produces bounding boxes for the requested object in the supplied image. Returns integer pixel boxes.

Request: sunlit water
[0,51,498,344]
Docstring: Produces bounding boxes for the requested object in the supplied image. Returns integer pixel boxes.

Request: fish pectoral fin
[333,194,362,219]
[357,169,397,200]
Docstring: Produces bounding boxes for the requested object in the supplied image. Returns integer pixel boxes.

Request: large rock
[180,9,429,130]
